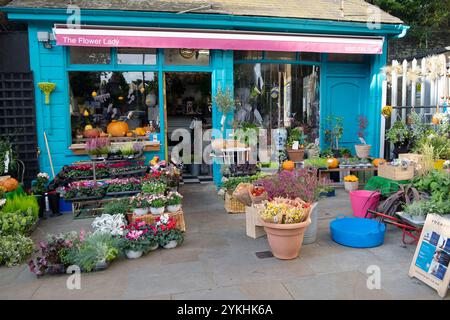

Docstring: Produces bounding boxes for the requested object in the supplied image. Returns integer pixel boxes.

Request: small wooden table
[319,167,378,187]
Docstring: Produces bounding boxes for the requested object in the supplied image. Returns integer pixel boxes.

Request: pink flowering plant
[120,221,154,252]
[85,137,110,157]
[129,194,151,209]
[256,168,328,203]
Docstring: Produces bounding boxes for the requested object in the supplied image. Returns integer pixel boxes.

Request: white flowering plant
[91,214,127,236]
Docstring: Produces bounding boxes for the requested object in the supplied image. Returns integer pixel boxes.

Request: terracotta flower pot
[260,218,311,260]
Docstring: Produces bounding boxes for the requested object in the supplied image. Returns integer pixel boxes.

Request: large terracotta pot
[260,217,311,260]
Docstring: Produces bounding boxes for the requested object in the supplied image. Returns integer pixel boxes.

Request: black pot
[393,143,410,158]
[47,192,61,216]
[35,194,45,218]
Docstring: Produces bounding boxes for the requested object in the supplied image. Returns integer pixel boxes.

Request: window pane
[234,51,263,60]
[234,63,320,160]
[70,47,111,64]
[328,53,365,63]
[299,52,321,62]
[164,49,210,66]
[264,51,296,61]
[69,71,160,143]
[117,48,157,65]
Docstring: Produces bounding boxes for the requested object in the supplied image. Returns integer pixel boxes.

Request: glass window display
[69,71,159,143]
[117,48,157,65]
[70,47,111,64]
[164,49,210,66]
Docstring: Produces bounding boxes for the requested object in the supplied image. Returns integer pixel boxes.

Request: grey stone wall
[389,31,450,61]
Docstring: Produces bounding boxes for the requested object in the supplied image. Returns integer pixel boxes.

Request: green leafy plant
[0,234,34,267]
[386,120,411,146]
[286,127,306,148]
[0,195,39,235]
[303,157,329,169]
[148,195,166,208]
[62,232,121,272]
[141,181,166,194]
[129,194,150,209]
[413,170,450,202]
[166,191,183,206]
[102,199,129,215]
[324,115,343,149]
[31,172,50,195]
[222,173,263,194]
[215,86,235,114]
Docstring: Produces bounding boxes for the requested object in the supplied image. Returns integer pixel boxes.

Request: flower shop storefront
[2,2,408,186]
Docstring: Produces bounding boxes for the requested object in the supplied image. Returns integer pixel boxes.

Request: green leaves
[0,234,34,267]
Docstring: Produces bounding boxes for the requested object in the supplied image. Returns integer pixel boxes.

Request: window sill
[69,141,161,155]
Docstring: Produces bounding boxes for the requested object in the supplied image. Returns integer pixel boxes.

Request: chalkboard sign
[409,214,450,298]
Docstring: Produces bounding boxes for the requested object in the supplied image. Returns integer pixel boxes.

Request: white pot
[149,243,159,251]
[150,207,165,215]
[163,240,178,249]
[344,181,359,192]
[303,202,318,245]
[126,250,143,259]
[166,204,181,213]
[133,208,149,216]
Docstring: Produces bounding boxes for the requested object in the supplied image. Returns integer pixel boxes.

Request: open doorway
[164,72,212,180]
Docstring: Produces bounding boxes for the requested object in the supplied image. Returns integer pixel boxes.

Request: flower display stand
[245,204,266,239]
[127,209,186,232]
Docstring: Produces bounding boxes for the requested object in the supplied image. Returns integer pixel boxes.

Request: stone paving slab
[0,185,446,300]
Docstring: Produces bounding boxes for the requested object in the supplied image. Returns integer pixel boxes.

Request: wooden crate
[245,204,266,239]
[225,192,246,214]
[399,153,431,174]
[127,209,186,232]
[378,163,415,181]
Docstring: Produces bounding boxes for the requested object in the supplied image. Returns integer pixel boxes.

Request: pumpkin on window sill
[326,157,339,169]
[83,128,101,138]
[107,120,129,137]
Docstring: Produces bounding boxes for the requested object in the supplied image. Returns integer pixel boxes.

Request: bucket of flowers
[154,214,183,249]
[129,194,150,216]
[165,191,183,213]
[148,194,166,215]
[344,175,359,192]
[120,221,154,259]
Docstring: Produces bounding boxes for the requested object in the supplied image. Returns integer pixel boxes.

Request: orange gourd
[282,160,295,171]
[372,158,386,167]
[83,128,101,138]
[107,120,129,137]
[126,132,133,137]
[1,178,19,192]
[327,157,339,169]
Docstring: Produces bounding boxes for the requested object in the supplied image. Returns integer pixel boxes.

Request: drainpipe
[392,25,410,39]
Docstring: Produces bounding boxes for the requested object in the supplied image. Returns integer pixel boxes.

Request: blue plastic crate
[330,216,386,248]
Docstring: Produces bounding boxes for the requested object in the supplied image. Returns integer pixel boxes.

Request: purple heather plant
[256,168,328,203]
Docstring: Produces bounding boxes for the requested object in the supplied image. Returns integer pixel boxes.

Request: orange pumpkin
[282,160,295,171]
[372,158,386,167]
[107,120,129,137]
[0,178,19,192]
[327,157,339,169]
[83,128,101,138]
[126,132,133,137]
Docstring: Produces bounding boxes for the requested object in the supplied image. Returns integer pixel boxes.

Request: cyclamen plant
[166,191,183,206]
[120,221,154,252]
[32,172,50,195]
[141,181,167,194]
[148,194,166,208]
[154,214,183,246]
[129,194,150,209]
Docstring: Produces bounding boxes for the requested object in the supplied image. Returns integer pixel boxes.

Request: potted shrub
[154,214,183,249]
[31,172,49,218]
[166,191,183,213]
[0,234,34,267]
[344,175,359,192]
[285,127,306,162]
[386,120,411,157]
[129,194,150,216]
[259,198,311,259]
[120,221,153,259]
[355,115,371,158]
[148,194,166,215]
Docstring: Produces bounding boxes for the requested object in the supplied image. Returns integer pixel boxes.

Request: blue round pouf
[330,217,386,248]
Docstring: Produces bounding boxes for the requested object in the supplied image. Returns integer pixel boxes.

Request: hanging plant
[214,86,235,115]
[38,82,56,105]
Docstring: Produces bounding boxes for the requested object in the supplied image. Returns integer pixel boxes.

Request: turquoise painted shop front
[2,7,406,186]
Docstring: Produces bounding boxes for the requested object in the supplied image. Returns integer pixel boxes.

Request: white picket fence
[380,53,450,157]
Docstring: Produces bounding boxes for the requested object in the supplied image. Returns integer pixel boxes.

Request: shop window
[299,52,321,62]
[264,51,296,61]
[70,47,111,64]
[234,63,320,159]
[164,49,210,66]
[328,53,365,63]
[234,51,263,60]
[69,71,159,143]
[117,48,157,65]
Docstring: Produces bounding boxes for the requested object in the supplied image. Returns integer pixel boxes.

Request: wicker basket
[225,192,246,214]
[127,209,186,232]
[378,163,414,181]
[287,148,305,162]
[355,144,371,158]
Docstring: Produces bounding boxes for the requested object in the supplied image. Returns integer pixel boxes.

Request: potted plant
[285,127,306,162]
[129,194,150,216]
[355,115,371,158]
[403,201,427,222]
[154,214,183,249]
[386,120,411,157]
[344,175,359,192]
[141,181,166,195]
[340,148,352,158]
[148,194,166,215]
[324,115,343,156]
[91,214,127,236]
[165,191,183,213]
[85,137,110,159]
[120,221,153,259]
[259,198,311,259]
[31,172,49,218]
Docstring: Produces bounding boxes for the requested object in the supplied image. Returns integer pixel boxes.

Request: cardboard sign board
[409,214,450,298]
